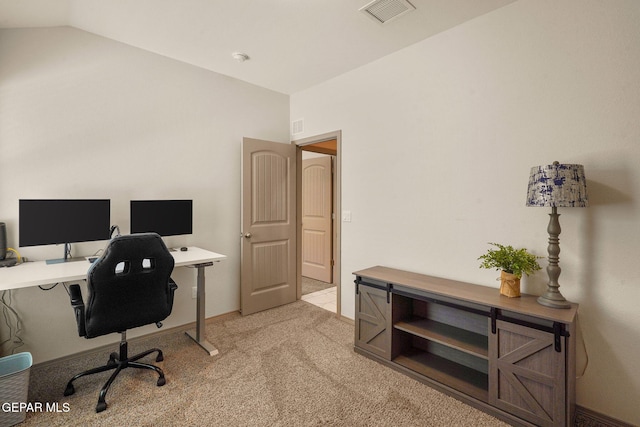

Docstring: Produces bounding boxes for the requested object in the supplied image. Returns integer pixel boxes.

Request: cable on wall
[1,289,24,354]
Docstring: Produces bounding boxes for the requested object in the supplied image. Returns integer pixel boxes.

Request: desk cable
[575,311,589,379]
[1,249,24,353]
[6,247,22,263]
[1,247,90,354]
[1,289,24,354]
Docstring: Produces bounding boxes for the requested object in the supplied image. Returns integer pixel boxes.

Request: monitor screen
[19,199,111,247]
[130,200,193,237]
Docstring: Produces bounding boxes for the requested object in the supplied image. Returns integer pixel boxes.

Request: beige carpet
[301,276,334,296]
[22,301,507,426]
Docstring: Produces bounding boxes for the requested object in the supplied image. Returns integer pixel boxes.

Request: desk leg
[185,262,219,356]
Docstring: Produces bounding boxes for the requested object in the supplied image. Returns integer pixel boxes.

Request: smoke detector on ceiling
[359,0,416,25]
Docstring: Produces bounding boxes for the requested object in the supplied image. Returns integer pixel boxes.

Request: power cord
[1,290,24,354]
[6,248,22,263]
[1,281,77,354]
[110,225,121,238]
[1,248,24,353]
[576,311,589,379]
[0,247,81,354]
[38,283,60,291]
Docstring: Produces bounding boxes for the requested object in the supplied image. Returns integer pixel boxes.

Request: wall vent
[292,119,304,135]
[359,0,416,25]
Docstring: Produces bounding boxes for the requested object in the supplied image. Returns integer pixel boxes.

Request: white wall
[291,0,640,424]
[0,27,289,363]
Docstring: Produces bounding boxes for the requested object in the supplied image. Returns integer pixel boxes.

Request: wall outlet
[192,286,197,299]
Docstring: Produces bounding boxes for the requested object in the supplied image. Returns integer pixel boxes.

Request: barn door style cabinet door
[489,318,570,426]
[354,266,577,427]
[354,277,392,360]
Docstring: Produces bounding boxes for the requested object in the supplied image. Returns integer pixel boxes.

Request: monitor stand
[46,243,85,265]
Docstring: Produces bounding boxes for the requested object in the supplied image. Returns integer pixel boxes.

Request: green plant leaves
[478,242,542,278]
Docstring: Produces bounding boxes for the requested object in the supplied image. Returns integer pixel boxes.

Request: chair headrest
[90,232,174,276]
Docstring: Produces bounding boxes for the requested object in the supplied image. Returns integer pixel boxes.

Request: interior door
[301,156,333,283]
[241,137,297,315]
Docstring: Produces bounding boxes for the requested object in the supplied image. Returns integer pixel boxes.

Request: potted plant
[478,242,542,297]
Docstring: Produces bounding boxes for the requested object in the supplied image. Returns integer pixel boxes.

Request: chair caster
[64,383,75,396]
[96,401,107,413]
[157,377,166,387]
[156,353,164,362]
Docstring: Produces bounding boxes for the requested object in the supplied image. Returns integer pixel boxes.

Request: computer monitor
[130,200,193,237]
[19,199,111,263]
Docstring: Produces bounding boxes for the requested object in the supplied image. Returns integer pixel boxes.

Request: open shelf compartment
[394,347,488,403]
[394,317,488,359]
[390,292,490,403]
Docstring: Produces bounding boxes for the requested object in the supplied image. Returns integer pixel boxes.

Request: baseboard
[338,315,354,326]
[575,406,635,427]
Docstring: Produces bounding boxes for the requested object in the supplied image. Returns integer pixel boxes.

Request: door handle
[244,233,252,239]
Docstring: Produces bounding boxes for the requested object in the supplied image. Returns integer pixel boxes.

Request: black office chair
[64,233,178,413]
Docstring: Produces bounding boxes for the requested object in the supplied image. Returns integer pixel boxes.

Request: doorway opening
[294,131,341,317]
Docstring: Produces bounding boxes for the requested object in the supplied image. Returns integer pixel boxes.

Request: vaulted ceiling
[0,0,516,94]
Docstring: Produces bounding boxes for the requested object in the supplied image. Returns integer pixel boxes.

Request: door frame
[293,130,342,318]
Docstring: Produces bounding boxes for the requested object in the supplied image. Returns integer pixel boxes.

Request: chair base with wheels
[64,331,166,413]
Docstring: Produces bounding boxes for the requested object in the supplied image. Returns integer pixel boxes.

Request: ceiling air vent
[359,0,416,25]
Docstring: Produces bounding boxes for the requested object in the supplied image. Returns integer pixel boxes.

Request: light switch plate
[342,211,352,222]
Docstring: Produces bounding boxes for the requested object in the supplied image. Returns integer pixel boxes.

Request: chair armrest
[69,284,87,337]
[167,278,178,314]
[169,278,178,293]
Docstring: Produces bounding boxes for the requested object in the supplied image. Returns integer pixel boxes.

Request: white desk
[0,246,226,356]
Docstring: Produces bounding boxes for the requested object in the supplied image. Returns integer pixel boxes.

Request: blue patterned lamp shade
[526,162,589,207]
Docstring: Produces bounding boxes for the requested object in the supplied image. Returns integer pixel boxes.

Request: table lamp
[526,161,588,308]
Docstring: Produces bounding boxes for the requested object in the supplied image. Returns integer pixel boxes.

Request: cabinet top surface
[354,266,578,324]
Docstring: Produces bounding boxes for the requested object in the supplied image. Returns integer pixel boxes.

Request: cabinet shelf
[394,317,488,359]
[394,348,488,403]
